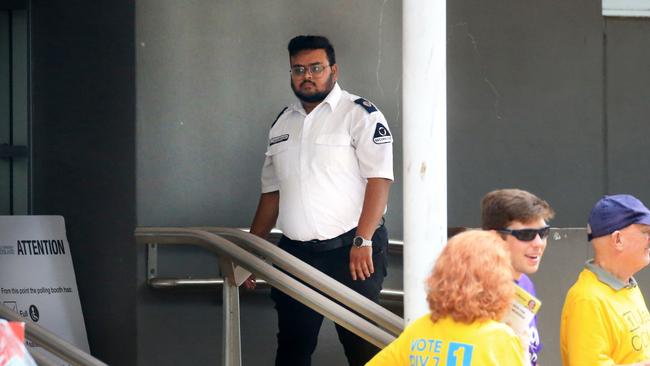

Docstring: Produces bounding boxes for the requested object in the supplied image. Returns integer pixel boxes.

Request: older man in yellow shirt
[560,194,650,366]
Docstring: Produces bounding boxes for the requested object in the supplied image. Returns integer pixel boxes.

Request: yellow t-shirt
[366,314,526,366]
[560,268,650,366]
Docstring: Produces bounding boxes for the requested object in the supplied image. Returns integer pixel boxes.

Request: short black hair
[288,35,336,66]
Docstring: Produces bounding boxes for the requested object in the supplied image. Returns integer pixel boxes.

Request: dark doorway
[0,1,28,215]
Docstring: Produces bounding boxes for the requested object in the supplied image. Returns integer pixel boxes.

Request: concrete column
[402,0,447,324]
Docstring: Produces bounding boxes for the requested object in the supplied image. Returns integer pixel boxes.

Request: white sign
[0,216,89,365]
[603,0,650,17]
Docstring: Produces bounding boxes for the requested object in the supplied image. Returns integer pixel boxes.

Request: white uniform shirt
[261,83,393,241]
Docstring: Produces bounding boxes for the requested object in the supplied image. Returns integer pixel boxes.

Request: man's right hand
[349,246,374,280]
[245,192,279,291]
[243,274,257,290]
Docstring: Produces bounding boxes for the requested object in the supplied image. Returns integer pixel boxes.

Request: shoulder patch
[354,98,377,114]
[271,106,289,128]
[269,134,289,146]
[373,123,393,144]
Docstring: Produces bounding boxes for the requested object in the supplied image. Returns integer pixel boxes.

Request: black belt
[283,218,385,253]
[281,228,355,253]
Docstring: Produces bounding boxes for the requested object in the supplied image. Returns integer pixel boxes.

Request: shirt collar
[290,83,342,114]
[322,82,342,110]
[585,259,637,290]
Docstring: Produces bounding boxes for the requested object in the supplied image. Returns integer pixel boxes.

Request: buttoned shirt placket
[294,87,343,241]
[298,105,316,240]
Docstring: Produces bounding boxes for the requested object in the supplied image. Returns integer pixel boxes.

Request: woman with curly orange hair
[366,230,526,366]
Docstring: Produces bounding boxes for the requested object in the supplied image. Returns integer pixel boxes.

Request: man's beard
[291,74,335,103]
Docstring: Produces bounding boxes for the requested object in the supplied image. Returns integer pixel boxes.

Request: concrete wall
[605,18,650,195]
[447,0,605,226]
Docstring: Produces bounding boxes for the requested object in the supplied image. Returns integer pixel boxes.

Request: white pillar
[402,0,447,324]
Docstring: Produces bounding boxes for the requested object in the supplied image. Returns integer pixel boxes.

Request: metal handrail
[135,227,397,349]
[147,277,406,302]
[0,305,107,366]
[145,229,405,301]
[196,227,404,335]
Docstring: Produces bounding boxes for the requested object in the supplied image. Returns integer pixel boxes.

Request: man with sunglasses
[560,194,650,366]
[247,35,393,366]
[481,188,555,366]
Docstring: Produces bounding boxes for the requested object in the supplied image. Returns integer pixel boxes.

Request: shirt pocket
[314,134,357,173]
[265,142,294,180]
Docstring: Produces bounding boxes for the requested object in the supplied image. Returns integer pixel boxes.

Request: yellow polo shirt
[366,314,525,366]
[560,262,650,366]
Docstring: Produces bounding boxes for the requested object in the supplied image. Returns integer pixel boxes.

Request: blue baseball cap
[587,194,650,241]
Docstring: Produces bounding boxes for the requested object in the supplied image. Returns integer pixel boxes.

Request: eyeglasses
[497,226,551,241]
[290,64,330,77]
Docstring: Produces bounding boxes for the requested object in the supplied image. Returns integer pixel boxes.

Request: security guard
[247,35,394,366]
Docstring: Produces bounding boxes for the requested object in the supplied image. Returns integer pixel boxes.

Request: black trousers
[270,225,388,366]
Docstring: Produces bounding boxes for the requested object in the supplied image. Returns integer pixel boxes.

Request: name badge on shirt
[373,123,393,144]
[269,134,289,146]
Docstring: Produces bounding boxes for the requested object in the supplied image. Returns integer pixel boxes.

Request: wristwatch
[353,236,373,248]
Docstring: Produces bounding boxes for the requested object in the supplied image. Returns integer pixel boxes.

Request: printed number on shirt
[447,342,473,366]
[409,339,474,366]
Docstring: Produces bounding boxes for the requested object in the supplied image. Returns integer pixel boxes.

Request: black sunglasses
[497,226,551,241]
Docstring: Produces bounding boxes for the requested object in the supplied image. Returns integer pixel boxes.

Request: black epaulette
[271,106,289,128]
[354,98,377,114]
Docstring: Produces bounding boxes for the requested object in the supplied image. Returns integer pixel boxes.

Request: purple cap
[587,194,650,241]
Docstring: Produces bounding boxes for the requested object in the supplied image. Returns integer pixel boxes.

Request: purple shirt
[515,274,542,366]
